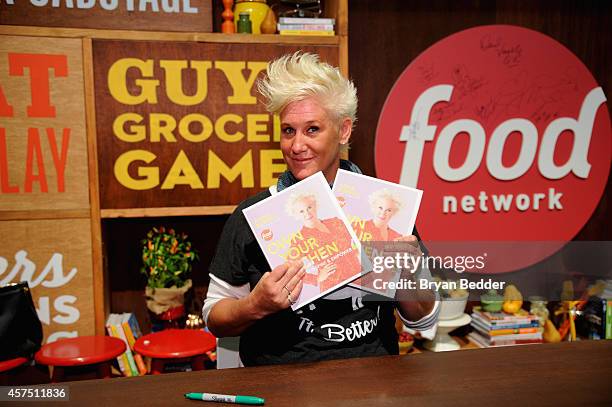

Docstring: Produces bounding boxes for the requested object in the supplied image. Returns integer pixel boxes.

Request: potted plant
[140,227,198,328]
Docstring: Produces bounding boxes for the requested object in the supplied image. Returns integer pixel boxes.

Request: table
[19,341,612,406]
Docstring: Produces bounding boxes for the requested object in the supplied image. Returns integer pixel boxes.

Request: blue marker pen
[184,393,264,405]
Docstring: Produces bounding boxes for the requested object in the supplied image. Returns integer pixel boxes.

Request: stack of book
[277,17,335,36]
[105,312,147,377]
[468,306,543,348]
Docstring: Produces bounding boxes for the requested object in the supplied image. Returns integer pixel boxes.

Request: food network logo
[399,85,604,214]
[375,25,610,270]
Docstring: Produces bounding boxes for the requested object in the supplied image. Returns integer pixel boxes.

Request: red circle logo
[375,25,611,271]
[261,228,273,241]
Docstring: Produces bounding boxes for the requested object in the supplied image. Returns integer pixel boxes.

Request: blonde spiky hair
[257,51,357,126]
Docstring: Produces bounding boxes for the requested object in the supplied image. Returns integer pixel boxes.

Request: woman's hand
[246,260,305,318]
[317,263,336,284]
[388,235,436,321]
[393,234,421,246]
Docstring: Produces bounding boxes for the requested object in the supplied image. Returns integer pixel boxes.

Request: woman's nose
[291,132,307,153]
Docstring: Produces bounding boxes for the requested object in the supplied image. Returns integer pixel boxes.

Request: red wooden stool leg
[51,366,64,383]
[191,355,205,371]
[150,359,165,375]
[97,362,112,379]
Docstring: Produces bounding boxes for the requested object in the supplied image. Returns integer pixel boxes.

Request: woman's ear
[339,117,353,145]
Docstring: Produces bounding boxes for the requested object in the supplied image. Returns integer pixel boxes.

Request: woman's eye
[307,126,319,134]
[282,127,295,136]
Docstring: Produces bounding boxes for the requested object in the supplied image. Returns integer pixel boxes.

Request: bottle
[236,12,252,34]
[234,0,270,34]
[528,296,549,327]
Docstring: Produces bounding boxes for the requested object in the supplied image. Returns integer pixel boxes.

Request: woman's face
[293,196,318,224]
[280,97,352,183]
[372,197,399,225]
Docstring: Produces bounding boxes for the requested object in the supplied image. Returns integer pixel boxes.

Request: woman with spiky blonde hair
[257,52,356,184]
[203,51,438,367]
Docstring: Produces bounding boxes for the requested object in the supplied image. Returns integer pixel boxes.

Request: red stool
[134,329,216,375]
[35,336,126,382]
[0,357,29,373]
[0,357,29,386]
[153,305,186,330]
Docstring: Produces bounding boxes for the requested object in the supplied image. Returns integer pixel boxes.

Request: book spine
[111,323,138,376]
[106,323,127,376]
[279,30,335,36]
[127,314,143,338]
[472,314,539,330]
[122,321,137,349]
[471,323,542,341]
[108,324,132,377]
[277,23,335,31]
[133,354,147,376]
[279,17,335,25]
[473,311,536,326]
[489,327,540,336]
[490,339,544,346]
[470,322,492,338]
[489,332,543,341]
[469,331,543,347]
[467,332,488,348]
[121,316,147,375]
[606,300,611,339]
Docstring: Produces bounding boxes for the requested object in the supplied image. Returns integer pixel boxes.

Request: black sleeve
[208,208,252,286]
[208,191,272,287]
[412,225,429,257]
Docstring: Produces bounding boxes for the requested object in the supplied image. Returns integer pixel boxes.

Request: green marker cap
[236,395,265,405]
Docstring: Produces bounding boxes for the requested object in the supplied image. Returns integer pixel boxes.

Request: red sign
[375,26,610,270]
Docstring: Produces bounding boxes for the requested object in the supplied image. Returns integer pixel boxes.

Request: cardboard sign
[0,35,89,211]
[0,218,95,343]
[0,0,212,33]
[92,40,339,209]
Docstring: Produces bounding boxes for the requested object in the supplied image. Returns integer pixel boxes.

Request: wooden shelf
[0,26,340,45]
[101,205,237,218]
[0,209,91,221]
